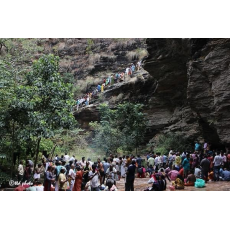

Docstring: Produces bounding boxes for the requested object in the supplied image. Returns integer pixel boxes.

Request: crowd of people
[75,61,142,110]
[143,141,230,191]
[15,140,230,191]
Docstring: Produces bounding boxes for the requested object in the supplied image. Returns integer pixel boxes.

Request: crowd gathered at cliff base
[14,141,230,191]
[75,61,142,110]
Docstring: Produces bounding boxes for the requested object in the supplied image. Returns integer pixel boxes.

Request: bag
[138,167,143,174]
[194,178,205,188]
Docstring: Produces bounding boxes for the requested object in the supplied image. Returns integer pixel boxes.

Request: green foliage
[154,133,192,155]
[0,53,77,172]
[90,102,147,154]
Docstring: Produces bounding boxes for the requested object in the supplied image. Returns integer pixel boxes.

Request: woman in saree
[72,166,84,191]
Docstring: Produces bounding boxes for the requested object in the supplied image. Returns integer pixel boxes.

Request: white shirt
[113,158,119,163]
[155,157,159,165]
[64,155,70,162]
[34,173,40,179]
[80,161,86,167]
[18,164,24,175]
[69,169,76,185]
[35,186,44,191]
[213,155,223,167]
[88,171,99,188]
[69,157,75,162]
[194,168,201,178]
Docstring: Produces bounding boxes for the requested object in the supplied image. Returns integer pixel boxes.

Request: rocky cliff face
[143,38,230,148]
[39,38,147,94]
[74,38,230,149]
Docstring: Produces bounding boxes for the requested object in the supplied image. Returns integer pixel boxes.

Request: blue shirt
[182,158,190,170]
[103,162,110,173]
[195,143,200,151]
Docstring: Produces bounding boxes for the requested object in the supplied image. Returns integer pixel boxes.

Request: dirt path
[116,177,230,191]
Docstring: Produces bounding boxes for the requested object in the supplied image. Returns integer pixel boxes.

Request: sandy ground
[116,177,230,191]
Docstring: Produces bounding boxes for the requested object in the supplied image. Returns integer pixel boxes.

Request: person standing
[44,166,55,191]
[200,155,210,181]
[103,158,110,184]
[136,155,142,168]
[58,168,68,191]
[125,160,136,191]
[213,152,223,181]
[18,161,24,182]
[97,158,105,186]
[147,155,155,168]
[80,157,86,168]
[23,163,32,182]
[72,166,83,191]
[68,164,76,191]
[63,153,70,163]
[88,164,100,191]
[120,156,126,178]
[182,154,190,178]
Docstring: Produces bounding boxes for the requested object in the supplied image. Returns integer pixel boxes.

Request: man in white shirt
[63,153,70,163]
[213,152,223,181]
[69,155,75,163]
[80,157,86,168]
[35,181,44,191]
[88,164,100,191]
[113,155,119,163]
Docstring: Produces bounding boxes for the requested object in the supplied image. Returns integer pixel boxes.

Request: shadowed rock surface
[74,38,230,149]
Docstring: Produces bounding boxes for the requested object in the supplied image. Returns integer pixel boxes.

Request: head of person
[60,168,65,174]
[106,179,114,189]
[82,157,85,162]
[186,154,190,159]
[97,158,101,163]
[76,165,81,171]
[71,164,75,169]
[92,164,97,171]
[109,164,113,170]
[69,161,73,166]
[131,160,136,165]
[47,166,52,171]
[62,161,66,166]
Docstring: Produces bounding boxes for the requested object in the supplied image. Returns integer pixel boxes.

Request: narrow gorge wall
[72,38,230,149]
[143,38,230,148]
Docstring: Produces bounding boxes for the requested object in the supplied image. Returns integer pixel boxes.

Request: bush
[153,133,192,155]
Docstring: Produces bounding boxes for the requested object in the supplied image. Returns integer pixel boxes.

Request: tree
[153,133,192,155]
[90,102,147,155]
[20,54,77,168]
[116,103,147,154]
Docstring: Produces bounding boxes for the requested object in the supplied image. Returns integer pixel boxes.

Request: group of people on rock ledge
[75,61,142,111]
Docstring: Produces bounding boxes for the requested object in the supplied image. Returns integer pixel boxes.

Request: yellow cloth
[58,173,67,190]
[101,85,104,92]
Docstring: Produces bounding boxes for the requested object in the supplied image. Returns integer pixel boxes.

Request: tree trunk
[10,121,15,178]
[33,137,41,172]
[50,144,57,160]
